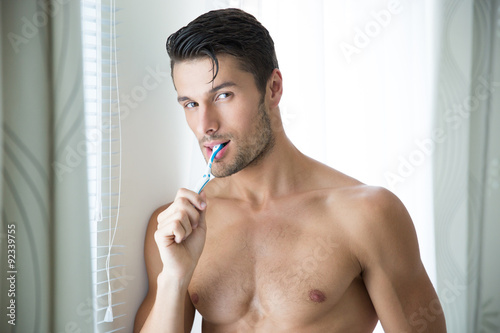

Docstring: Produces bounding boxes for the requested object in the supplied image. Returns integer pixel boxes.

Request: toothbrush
[193,144,225,194]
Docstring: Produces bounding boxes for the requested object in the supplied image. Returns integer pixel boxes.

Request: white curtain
[434,0,500,332]
[0,1,93,332]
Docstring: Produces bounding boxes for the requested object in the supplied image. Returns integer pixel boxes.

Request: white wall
[116,0,205,331]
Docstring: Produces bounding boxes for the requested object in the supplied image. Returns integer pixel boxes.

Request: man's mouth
[206,141,230,160]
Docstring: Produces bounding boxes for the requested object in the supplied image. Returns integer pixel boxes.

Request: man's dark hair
[166,8,279,95]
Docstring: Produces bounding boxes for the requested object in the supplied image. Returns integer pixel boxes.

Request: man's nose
[196,104,219,136]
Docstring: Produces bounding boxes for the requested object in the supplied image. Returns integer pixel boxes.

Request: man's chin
[212,168,235,178]
[212,162,242,178]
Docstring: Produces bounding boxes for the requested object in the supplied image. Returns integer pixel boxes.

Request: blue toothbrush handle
[193,144,223,193]
[194,173,212,194]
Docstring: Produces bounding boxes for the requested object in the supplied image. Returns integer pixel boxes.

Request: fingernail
[200,202,207,209]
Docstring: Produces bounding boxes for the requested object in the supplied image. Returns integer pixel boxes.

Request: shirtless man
[134,8,446,333]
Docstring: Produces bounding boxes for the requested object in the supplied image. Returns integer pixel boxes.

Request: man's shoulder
[323,183,401,225]
[310,160,400,212]
[327,182,417,266]
[310,164,409,237]
[334,183,402,216]
[299,166,415,271]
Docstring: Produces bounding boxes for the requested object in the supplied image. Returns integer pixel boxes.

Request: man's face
[173,55,275,177]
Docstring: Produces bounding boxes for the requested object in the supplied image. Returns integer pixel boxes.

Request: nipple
[191,293,199,305]
[308,289,326,303]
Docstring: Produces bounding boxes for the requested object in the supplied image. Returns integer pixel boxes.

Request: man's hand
[154,188,208,280]
[134,189,203,332]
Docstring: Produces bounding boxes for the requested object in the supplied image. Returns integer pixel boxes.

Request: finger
[175,188,207,211]
[157,201,199,227]
[170,219,187,244]
[157,189,206,222]
[176,197,202,229]
[156,206,199,244]
[197,192,207,231]
[176,209,193,239]
[154,227,175,248]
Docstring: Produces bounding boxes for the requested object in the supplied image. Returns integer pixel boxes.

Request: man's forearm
[140,273,191,333]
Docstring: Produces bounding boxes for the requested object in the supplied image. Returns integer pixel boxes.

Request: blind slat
[82,0,124,329]
[93,264,125,274]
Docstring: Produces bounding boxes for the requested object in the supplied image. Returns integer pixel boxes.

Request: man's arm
[351,187,446,332]
[133,204,196,333]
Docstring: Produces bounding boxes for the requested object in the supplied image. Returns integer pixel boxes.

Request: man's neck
[222,133,310,206]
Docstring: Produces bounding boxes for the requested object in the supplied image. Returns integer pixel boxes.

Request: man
[134,8,446,333]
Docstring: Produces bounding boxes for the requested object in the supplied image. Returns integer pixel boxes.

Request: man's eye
[216,92,231,100]
[185,102,197,108]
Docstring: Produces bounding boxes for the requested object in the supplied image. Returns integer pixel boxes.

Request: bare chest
[188,205,368,329]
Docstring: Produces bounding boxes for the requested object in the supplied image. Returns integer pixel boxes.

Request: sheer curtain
[1,1,93,332]
[433,0,500,332]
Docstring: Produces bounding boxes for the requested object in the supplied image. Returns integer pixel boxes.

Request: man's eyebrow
[177,81,237,103]
[209,81,237,94]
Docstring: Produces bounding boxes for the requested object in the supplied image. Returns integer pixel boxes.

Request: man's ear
[267,69,283,108]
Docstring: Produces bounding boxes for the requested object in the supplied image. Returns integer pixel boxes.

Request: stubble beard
[211,101,275,178]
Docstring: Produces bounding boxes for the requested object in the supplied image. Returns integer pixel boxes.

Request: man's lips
[205,141,230,160]
[214,142,229,160]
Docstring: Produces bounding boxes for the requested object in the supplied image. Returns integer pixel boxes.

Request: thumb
[199,190,207,202]
[198,192,207,230]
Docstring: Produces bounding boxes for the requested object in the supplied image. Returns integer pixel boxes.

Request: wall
[116,0,205,331]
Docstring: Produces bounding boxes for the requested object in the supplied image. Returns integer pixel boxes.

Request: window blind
[81,0,125,332]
